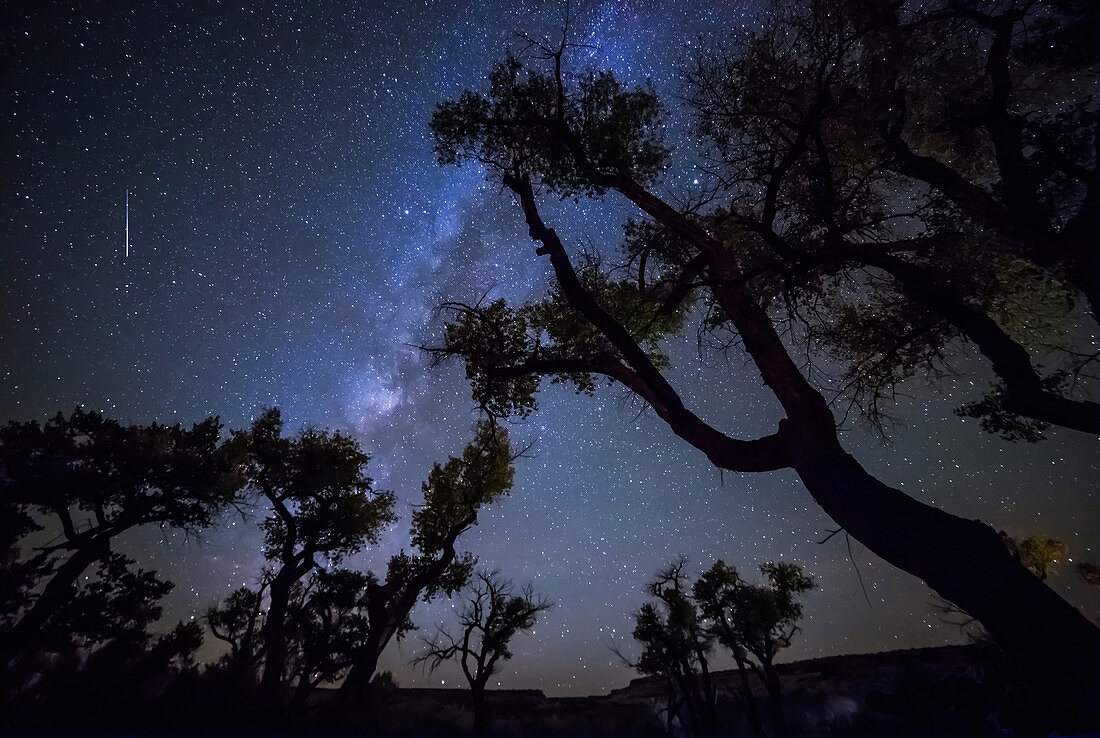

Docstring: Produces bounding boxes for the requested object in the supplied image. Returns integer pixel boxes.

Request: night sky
[3,1,1097,696]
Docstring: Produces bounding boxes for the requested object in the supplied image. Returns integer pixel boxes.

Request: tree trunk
[340,626,385,694]
[785,432,1100,729]
[288,671,318,712]
[259,569,298,692]
[0,539,109,666]
[760,660,784,738]
[341,544,460,695]
[470,682,489,738]
[731,654,767,738]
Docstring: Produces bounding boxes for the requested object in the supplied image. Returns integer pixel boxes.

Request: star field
[2,0,1097,696]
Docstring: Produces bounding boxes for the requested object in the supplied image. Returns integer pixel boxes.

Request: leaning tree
[427,0,1099,727]
[340,419,517,694]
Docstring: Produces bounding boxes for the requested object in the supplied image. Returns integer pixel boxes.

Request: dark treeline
[0,407,537,735]
[0,408,1096,737]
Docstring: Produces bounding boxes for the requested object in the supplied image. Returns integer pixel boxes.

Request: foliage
[432,55,668,197]
[283,568,374,696]
[337,421,518,693]
[630,558,813,738]
[0,408,244,665]
[694,561,814,672]
[213,407,396,692]
[433,1,1099,440]
[630,558,717,738]
[412,420,514,555]
[1007,535,1069,581]
[206,586,265,669]
[48,553,175,651]
[437,260,687,421]
[240,407,396,566]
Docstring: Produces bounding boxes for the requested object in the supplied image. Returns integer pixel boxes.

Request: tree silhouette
[210,407,396,693]
[0,408,243,669]
[282,568,374,709]
[340,420,517,696]
[416,570,551,738]
[428,2,1100,726]
[206,585,266,675]
[694,561,814,738]
[683,1,1099,439]
[209,418,517,704]
[630,558,718,738]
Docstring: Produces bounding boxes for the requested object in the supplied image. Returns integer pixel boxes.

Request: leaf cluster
[411,421,513,555]
[240,408,396,565]
[0,408,242,538]
[633,558,814,679]
[439,261,686,420]
[47,553,174,652]
[432,55,668,197]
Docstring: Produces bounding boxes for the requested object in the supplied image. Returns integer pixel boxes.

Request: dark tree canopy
[629,558,813,738]
[694,560,815,738]
[631,558,719,738]
[430,0,1100,728]
[210,407,396,692]
[0,408,243,668]
[207,416,518,703]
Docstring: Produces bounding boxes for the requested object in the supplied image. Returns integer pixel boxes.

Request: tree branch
[501,173,791,473]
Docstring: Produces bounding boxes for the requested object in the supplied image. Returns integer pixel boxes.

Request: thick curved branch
[490,353,788,472]
[500,173,790,473]
[842,244,1100,435]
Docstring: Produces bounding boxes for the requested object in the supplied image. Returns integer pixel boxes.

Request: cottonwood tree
[208,568,377,708]
[630,558,718,738]
[0,409,243,668]
[684,0,1099,440]
[341,420,516,694]
[214,408,396,693]
[428,1,1100,727]
[694,561,814,738]
[282,568,374,708]
[416,570,551,738]
[208,419,517,702]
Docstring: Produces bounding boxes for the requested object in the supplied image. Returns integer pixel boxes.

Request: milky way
[3,1,1097,695]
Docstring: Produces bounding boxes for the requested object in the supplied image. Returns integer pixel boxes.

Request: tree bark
[786,433,1100,725]
[731,652,767,738]
[341,542,461,694]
